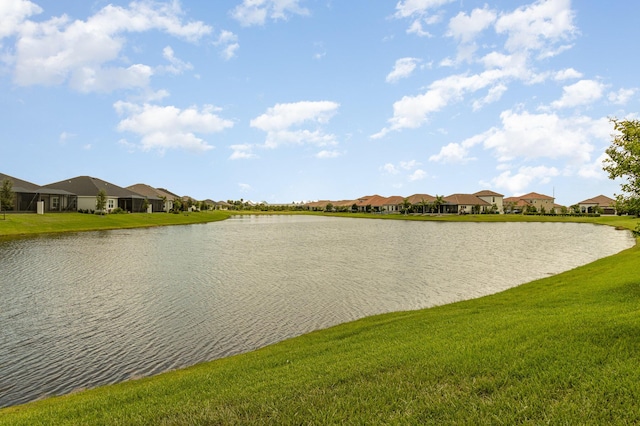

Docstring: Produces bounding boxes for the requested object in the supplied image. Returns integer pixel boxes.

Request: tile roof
[444,193,490,205]
[578,195,615,206]
[406,193,435,204]
[518,192,554,200]
[474,190,504,197]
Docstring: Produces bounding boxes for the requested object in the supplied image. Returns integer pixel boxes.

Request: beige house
[444,193,491,214]
[474,190,504,214]
[578,195,616,215]
[506,192,555,213]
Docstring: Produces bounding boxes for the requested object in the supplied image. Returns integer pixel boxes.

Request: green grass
[0,210,230,238]
[1,214,640,424]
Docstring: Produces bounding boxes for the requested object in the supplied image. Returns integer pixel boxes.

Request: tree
[324,202,334,212]
[1,178,14,214]
[603,118,640,215]
[433,195,445,214]
[96,189,107,214]
[401,198,411,215]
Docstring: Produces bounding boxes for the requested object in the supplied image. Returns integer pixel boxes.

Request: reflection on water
[0,216,634,407]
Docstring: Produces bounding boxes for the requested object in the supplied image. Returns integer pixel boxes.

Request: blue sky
[1,0,638,205]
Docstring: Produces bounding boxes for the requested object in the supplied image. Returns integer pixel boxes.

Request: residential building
[0,173,76,213]
[578,195,616,215]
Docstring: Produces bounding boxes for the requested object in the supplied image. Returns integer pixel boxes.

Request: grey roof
[44,176,147,198]
[1,172,74,195]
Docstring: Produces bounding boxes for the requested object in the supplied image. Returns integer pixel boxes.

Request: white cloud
[481,110,608,164]
[11,1,211,92]
[400,160,421,170]
[577,152,608,179]
[408,169,427,181]
[447,6,496,44]
[229,144,257,160]
[250,101,340,148]
[394,0,454,19]
[231,0,309,27]
[214,30,239,60]
[430,142,472,164]
[551,79,605,109]
[59,131,75,143]
[489,165,559,194]
[472,83,507,111]
[608,88,637,105]
[0,0,42,39]
[315,150,341,159]
[114,102,234,153]
[160,46,193,74]
[554,68,582,80]
[495,0,577,56]
[386,57,420,83]
[381,163,398,174]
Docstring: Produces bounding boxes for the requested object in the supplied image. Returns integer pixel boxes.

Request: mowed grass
[0,210,230,238]
[1,215,639,424]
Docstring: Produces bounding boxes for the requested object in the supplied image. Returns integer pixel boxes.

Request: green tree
[603,118,640,206]
[325,202,334,212]
[401,198,411,215]
[433,195,445,214]
[1,178,14,213]
[95,189,107,214]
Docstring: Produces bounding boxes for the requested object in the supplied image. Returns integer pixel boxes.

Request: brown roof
[406,193,435,204]
[518,192,554,200]
[127,183,166,200]
[444,193,490,205]
[474,190,503,197]
[578,195,615,206]
[382,195,405,205]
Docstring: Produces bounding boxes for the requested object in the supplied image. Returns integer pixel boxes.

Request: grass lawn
[0,210,230,238]
[1,214,639,424]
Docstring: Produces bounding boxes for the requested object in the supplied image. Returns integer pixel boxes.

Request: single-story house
[578,195,616,215]
[44,176,160,213]
[0,172,76,213]
[406,194,436,213]
[443,194,491,214]
[126,183,171,212]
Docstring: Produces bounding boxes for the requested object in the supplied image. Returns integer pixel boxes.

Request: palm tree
[433,195,445,214]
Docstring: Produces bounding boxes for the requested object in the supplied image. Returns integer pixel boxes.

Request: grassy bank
[1,215,639,424]
[0,210,230,238]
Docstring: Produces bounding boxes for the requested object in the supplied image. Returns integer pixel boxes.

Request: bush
[110,207,125,214]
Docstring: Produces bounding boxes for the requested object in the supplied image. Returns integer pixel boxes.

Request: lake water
[0,215,634,408]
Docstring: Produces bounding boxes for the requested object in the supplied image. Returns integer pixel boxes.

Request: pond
[0,215,634,408]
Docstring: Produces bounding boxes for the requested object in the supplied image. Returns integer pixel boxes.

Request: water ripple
[0,217,634,408]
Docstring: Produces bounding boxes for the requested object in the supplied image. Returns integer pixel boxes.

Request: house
[443,193,491,214]
[213,200,232,210]
[504,192,555,214]
[44,176,160,213]
[474,190,504,214]
[126,183,172,212]
[578,195,616,215]
[406,193,436,213]
[381,195,405,213]
[0,172,76,213]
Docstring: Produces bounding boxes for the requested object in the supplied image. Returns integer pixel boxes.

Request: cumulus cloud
[554,67,582,81]
[0,0,42,39]
[481,109,607,163]
[381,163,399,174]
[551,79,606,109]
[408,169,427,181]
[494,0,577,56]
[608,88,637,105]
[10,1,211,92]
[160,46,193,74]
[214,30,239,60]
[114,101,234,153]
[488,165,559,194]
[231,0,309,27]
[446,6,496,44]
[250,101,340,149]
[386,57,420,83]
[315,150,342,159]
[229,144,257,160]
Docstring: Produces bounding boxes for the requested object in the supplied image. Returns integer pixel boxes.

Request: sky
[1,0,638,205]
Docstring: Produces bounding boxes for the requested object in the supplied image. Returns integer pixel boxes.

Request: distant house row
[305,191,617,215]
[1,172,617,215]
[0,173,230,213]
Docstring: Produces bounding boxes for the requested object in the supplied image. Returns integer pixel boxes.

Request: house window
[51,197,59,210]
[107,199,115,209]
